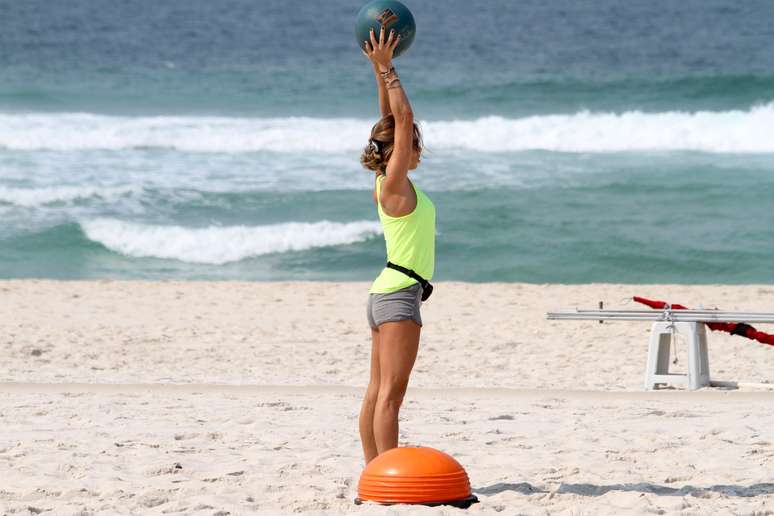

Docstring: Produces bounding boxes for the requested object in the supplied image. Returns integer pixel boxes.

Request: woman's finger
[379,25,386,47]
[369,28,378,50]
[364,40,372,54]
[386,28,395,47]
[391,34,401,51]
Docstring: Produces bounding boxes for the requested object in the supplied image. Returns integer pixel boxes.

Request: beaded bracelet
[380,67,401,89]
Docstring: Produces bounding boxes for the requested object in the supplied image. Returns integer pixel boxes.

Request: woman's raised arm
[372,61,391,117]
[363,26,414,187]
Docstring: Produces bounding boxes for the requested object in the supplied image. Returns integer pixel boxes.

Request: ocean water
[1,0,773,282]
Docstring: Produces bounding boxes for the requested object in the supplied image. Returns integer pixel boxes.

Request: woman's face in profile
[409,147,421,170]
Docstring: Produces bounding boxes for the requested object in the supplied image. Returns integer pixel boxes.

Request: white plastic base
[644,322,710,390]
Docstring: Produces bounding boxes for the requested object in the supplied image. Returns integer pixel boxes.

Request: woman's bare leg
[359,328,381,464]
[373,320,420,453]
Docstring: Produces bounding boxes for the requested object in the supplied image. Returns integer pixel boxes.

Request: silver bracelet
[379,66,396,79]
[381,67,400,88]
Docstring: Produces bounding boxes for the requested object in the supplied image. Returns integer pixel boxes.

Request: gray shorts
[367,283,423,329]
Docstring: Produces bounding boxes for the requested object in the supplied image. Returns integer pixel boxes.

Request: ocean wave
[0,185,141,207]
[0,114,372,153]
[2,105,774,153]
[79,218,383,264]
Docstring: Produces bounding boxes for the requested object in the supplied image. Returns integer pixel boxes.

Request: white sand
[1,281,773,514]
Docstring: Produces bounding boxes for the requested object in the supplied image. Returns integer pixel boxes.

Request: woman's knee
[363,383,380,405]
[376,382,407,409]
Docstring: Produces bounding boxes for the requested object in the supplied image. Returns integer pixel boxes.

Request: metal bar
[559,309,774,316]
[547,310,774,323]
[548,309,774,317]
[547,314,774,321]
[548,311,774,319]
[547,316,774,322]
[548,316,774,323]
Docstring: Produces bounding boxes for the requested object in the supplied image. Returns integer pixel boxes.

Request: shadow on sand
[474,481,774,498]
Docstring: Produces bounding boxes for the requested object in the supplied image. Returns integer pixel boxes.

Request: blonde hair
[360,114,423,173]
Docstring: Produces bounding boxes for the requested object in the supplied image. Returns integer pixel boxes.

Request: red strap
[633,296,687,310]
[633,296,774,347]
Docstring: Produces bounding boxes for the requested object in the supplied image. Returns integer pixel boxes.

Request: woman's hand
[362,26,400,72]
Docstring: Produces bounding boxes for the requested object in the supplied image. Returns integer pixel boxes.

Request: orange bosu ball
[356,446,479,508]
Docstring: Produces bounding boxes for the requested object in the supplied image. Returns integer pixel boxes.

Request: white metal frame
[546,308,774,391]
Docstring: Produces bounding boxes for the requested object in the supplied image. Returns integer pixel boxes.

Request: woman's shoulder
[375,172,386,190]
[373,173,384,205]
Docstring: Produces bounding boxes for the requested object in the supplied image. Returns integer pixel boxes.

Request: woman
[358,26,435,464]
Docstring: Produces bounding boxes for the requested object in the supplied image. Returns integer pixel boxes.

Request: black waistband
[386,262,434,301]
[386,261,429,286]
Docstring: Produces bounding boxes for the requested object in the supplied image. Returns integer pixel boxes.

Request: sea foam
[0,185,141,207]
[2,104,774,153]
[79,218,383,264]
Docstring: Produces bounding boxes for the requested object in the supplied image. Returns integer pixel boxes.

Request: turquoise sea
[1,0,773,282]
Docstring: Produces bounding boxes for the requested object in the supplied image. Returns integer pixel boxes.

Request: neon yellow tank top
[370,174,436,294]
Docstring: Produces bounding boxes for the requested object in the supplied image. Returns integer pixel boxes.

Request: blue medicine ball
[355,0,416,58]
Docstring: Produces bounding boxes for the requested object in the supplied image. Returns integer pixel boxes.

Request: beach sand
[1,281,773,514]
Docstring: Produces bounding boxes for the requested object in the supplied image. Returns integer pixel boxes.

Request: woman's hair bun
[360,139,384,172]
[360,114,422,174]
